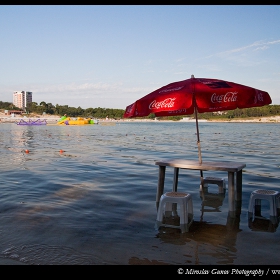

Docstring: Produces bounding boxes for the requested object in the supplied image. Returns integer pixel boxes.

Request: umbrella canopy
[124,75,271,117]
[123,75,272,164]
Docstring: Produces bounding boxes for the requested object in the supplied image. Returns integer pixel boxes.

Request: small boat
[57,117,99,125]
[16,119,47,125]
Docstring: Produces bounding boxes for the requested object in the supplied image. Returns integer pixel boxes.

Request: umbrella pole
[192,75,202,164]
[191,75,204,188]
[194,104,204,187]
[195,109,202,164]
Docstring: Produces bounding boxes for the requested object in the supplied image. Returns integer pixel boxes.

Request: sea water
[0,121,279,265]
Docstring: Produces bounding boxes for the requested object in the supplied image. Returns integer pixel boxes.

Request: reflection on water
[248,217,279,233]
[156,220,241,265]
[199,187,226,219]
[0,122,280,265]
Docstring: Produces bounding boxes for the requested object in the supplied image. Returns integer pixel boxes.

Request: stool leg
[270,196,279,224]
[155,196,165,230]
[179,200,187,233]
[218,182,224,194]
[165,202,178,216]
[255,199,262,216]
[277,195,280,216]
[165,202,173,217]
[248,194,255,221]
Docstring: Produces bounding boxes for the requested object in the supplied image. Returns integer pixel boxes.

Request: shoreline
[107,116,280,123]
[0,113,280,124]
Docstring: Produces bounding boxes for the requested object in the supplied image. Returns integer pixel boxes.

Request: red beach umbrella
[123,75,272,181]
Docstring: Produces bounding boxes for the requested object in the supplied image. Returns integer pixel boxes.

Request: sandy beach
[1,110,280,124]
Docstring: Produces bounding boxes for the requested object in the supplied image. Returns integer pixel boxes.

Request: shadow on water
[155,219,242,265]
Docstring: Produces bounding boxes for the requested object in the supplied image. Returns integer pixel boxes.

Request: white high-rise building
[13,91,32,110]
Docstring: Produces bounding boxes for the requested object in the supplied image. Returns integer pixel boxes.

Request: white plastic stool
[248,189,280,224]
[155,192,193,233]
[200,177,226,194]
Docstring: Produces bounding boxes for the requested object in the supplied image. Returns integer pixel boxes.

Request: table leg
[235,170,243,216]
[226,211,240,230]
[236,170,242,201]
[156,165,166,210]
[172,167,179,192]
[228,171,235,217]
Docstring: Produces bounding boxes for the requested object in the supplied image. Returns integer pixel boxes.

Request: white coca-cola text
[149,98,176,109]
[159,86,184,94]
[211,92,238,103]
[255,90,264,103]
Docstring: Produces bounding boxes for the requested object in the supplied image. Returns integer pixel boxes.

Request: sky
[0,5,280,110]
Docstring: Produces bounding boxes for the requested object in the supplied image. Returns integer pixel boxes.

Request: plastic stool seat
[155,192,193,233]
[248,189,280,224]
[200,177,226,194]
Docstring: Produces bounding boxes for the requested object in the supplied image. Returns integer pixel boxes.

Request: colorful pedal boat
[57,117,99,125]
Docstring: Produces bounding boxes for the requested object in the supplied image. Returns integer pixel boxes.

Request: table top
[155,159,246,172]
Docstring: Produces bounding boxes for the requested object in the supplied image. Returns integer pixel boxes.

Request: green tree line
[1,101,280,120]
[198,105,280,120]
[0,101,125,119]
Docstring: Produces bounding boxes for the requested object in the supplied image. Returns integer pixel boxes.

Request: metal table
[155,159,246,218]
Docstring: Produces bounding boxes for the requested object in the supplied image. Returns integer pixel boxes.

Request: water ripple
[0,122,279,265]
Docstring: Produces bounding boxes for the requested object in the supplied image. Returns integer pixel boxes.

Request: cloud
[23,81,155,109]
[217,39,280,57]
[201,39,280,61]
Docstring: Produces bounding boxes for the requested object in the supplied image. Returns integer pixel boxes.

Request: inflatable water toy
[16,119,47,125]
[57,117,99,125]
[58,115,67,122]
